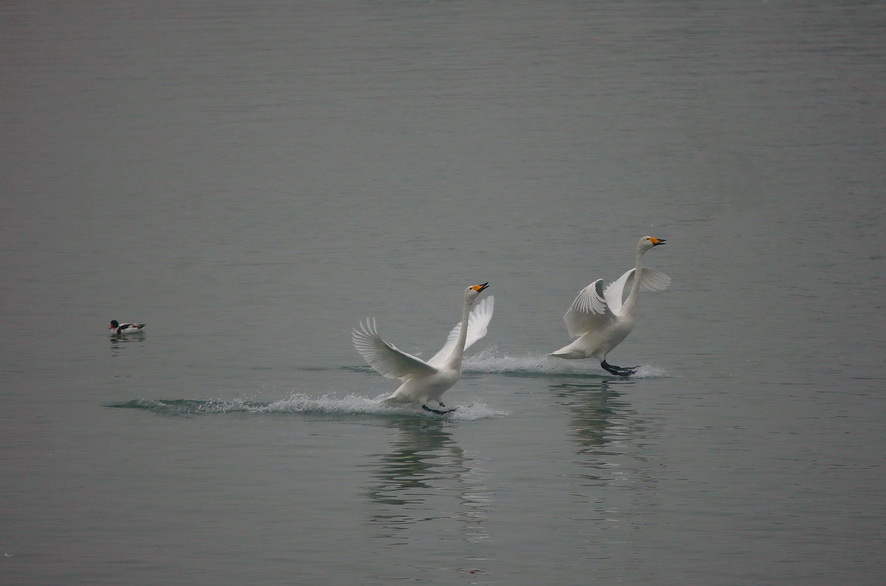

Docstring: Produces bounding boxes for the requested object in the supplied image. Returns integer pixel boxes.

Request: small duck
[109,320,146,335]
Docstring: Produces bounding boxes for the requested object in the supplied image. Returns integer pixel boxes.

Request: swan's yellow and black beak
[650,237,666,246]
[471,282,490,293]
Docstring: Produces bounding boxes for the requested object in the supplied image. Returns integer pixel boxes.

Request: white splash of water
[111,394,508,419]
[259,393,508,420]
[463,347,669,378]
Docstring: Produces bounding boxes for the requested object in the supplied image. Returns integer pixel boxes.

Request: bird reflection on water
[550,378,652,486]
[363,417,490,546]
[109,331,146,359]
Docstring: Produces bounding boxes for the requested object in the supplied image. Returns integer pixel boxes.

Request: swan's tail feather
[383,387,421,404]
[549,338,595,359]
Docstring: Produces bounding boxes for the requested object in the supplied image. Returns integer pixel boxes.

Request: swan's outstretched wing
[637,268,671,292]
[564,281,613,337]
[352,319,437,380]
[605,268,671,315]
[427,296,495,367]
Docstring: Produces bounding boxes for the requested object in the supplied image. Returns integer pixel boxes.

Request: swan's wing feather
[462,295,495,350]
[352,318,437,380]
[564,280,612,337]
[604,268,671,315]
[638,268,671,292]
[604,269,634,315]
[429,325,461,367]
[427,296,495,367]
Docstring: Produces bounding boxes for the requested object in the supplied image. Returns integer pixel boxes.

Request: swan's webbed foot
[422,403,456,415]
[601,360,638,377]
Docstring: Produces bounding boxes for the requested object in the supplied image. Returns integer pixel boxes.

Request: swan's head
[638,236,666,253]
[465,282,490,302]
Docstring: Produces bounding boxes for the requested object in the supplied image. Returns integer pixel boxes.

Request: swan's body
[550,236,669,375]
[353,283,492,414]
[109,320,146,335]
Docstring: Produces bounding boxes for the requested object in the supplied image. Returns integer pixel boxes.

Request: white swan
[550,236,670,375]
[352,283,493,414]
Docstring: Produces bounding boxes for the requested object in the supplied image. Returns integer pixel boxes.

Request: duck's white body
[109,320,146,335]
[551,236,669,375]
[353,284,493,413]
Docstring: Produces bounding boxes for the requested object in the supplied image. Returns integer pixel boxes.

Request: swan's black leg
[601,360,638,377]
[422,403,456,415]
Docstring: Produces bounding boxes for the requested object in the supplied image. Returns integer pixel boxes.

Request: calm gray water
[2,1,884,584]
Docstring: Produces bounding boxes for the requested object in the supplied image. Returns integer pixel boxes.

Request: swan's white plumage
[352,286,493,410]
[352,318,437,380]
[428,296,494,367]
[564,279,610,337]
[564,267,671,336]
[552,236,669,371]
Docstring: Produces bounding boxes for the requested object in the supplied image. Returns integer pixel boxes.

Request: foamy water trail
[109,394,508,420]
[109,350,669,420]
[463,347,669,378]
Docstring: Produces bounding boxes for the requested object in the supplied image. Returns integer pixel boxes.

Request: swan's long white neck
[445,295,474,370]
[621,249,646,316]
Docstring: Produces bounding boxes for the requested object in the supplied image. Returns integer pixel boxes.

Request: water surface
[2,1,884,584]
